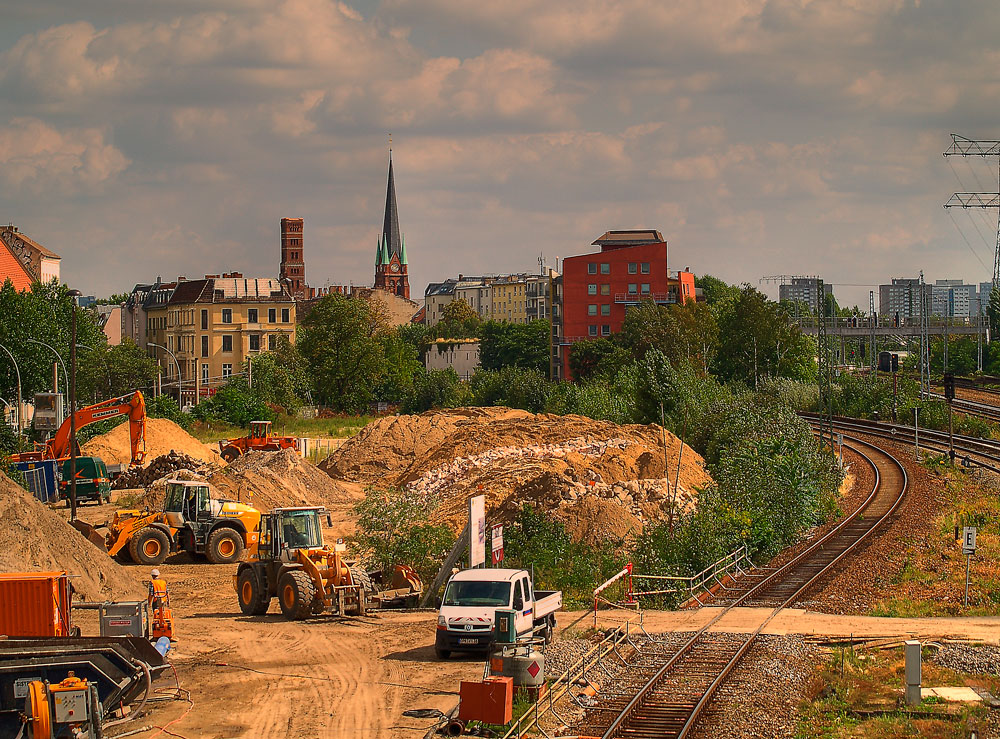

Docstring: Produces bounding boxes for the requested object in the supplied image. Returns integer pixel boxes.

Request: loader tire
[221,446,241,463]
[129,527,169,566]
[206,527,244,564]
[278,570,316,620]
[348,567,373,616]
[237,568,271,616]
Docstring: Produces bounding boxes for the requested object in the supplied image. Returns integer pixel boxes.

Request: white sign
[492,525,504,565]
[963,526,977,555]
[14,677,41,699]
[469,495,486,567]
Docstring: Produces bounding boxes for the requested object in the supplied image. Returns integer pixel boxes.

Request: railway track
[574,436,907,739]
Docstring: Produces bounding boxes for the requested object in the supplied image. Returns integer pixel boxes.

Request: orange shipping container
[458,676,513,725]
[0,572,72,637]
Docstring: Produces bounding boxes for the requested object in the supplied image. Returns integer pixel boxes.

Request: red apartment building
[554,230,695,379]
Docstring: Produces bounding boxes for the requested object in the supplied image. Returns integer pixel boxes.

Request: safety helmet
[151,569,161,578]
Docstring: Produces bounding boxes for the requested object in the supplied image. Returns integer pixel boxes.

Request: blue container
[12,460,60,503]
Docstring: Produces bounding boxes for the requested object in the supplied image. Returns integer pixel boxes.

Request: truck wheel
[221,447,241,463]
[206,527,244,564]
[435,647,451,659]
[278,570,316,620]
[237,568,271,615]
[348,567,374,616]
[129,527,169,565]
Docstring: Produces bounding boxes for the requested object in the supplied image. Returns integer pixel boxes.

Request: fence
[296,437,347,463]
[630,544,752,607]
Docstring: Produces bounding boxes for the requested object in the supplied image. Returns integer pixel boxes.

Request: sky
[3,0,1000,309]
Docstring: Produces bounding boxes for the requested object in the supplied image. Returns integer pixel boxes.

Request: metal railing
[631,545,752,606]
[499,620,641,739]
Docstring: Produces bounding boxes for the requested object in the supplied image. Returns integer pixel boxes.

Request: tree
[696,274,740,305]
[433,299,481,339]
[619,300,718,375]
[375,331,424,403]
[297,294,389,412]
[568,338,621,381]
[77,338,158,403]
[401,368,468,412]
[479,320,550,375]
[242,336,310,412]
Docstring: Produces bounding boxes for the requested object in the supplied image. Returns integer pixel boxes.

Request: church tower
[373,153,410,299]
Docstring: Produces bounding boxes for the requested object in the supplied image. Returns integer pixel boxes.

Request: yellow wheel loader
[234,506,422,620]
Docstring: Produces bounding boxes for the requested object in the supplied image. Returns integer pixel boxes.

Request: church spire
[382,157,401,260]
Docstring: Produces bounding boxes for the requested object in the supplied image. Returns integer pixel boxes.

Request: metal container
[494,609,516,644]
[0,572,72,637]
[490,647,545,687]
[99,602,147,638]
[12,460,60,502]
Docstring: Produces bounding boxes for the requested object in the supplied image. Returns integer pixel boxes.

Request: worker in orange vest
[148,569,174,640]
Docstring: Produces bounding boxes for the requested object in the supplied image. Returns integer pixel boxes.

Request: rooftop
[592,229,664,249]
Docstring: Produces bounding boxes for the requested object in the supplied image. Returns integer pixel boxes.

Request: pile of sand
[83,418,222,467]
[0,473,145,602]
[320,408,712,544]
[208,449,362,512]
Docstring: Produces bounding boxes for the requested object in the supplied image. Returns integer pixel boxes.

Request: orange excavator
[12,390,147,466]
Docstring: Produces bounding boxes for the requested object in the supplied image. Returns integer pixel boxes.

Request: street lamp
[67,289,81,522]
[148,342,182,404]
[0,343,22,433]
[26,338,68,402]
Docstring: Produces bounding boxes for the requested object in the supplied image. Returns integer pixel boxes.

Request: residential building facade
[778,277,833,314]
[0,224,61,289]
[424,339,481,380]
[424,280,457,326]
[878,278,931,320]
[554,230,695,379]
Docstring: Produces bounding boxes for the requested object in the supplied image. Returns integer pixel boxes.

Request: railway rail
[574,436,907,739]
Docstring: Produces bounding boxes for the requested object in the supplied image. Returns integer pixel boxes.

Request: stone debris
[932,643,1000,676]
[112,451,212,490]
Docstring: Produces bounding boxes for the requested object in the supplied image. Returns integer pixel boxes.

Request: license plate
[458,638,479,645]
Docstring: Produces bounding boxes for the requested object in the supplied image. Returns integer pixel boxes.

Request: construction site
[2,392,1000,739]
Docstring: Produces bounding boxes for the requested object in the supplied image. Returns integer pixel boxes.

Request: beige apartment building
[144,273,295,404]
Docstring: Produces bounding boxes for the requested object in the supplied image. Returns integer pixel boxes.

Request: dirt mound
[209,449,362,512]
[320,408,712,544]
[83,418,222,467]
[0,473,144,602]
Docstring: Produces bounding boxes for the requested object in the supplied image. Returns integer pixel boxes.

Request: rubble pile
[112,451,211,489]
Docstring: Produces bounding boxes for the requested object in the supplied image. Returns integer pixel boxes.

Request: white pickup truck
[434,568,563,658]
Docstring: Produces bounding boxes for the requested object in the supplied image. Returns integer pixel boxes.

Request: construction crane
[12,390,147,466]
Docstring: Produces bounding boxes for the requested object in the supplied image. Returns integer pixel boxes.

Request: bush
[401,368,469,413]
[470,367,550,412]
[146,394,192,429]
[351,486,456,586]
[190,381,275,427]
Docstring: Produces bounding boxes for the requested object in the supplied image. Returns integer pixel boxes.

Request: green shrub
[146,394,192,429]
[401,368,469,413]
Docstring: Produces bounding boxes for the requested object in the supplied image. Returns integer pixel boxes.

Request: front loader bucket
[70,519,108,550]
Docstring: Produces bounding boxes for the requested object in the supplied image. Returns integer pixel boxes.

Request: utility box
[33,392,64,431]
[0,572,72,637]
[904,639,921,705]
[100,601,148,638]
[458,677,513,725]
[494,609,517,644]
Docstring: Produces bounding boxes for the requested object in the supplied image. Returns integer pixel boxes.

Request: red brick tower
[280,217,306,298]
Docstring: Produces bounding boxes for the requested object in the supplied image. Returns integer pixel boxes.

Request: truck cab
[435,569,562,658]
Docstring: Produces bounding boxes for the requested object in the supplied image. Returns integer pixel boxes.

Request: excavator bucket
[69,519,108,550]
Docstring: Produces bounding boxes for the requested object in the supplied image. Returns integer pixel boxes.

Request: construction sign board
[469,494,486,567]
[492,525,504,565]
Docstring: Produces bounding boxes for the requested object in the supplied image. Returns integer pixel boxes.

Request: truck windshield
[443,581,512,608]
[279,510,323,549]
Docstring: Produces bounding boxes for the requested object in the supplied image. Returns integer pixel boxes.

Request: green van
[59,456,112,505]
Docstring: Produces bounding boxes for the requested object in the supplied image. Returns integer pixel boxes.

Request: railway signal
[963,526,977,607]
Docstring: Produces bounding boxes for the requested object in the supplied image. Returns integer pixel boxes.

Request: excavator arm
[47,390,147,466]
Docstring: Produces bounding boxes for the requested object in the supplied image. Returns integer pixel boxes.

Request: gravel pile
[112,451,210,489]
[932,643,1000,675]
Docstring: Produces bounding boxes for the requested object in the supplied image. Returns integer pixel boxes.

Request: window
[588,263,597,274]
[600,263,610,274]
[628,283,638,294]
[201,364,209,382]
[268,308,276,323]
[201,310,208,330]
[281,308,290,323]
[588,304,598,316]
[588,325,598,336]
[588,284,597,295]
[601,304,611,316]
[222,335,233,352]
[602,325,611,336]
[249,334,260,351]
[167,336,173,351]
[641,283,650,294]
[628,263,637,274]
[268,334,277,351]
[600,284,610,296]
[201,335,209,357]
[247,308,258,323]
[222,363,232,379]
[222,308,232,324]
[640,262,650,274]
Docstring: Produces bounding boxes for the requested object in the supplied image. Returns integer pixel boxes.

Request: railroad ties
[573,436,907,739]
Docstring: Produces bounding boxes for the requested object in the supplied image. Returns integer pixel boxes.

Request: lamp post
[67,289,81,522]
[0,343,22,434]
[148,342,182,404]
[26,338,68,410]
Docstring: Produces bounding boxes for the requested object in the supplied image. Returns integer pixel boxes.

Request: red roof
[0,240,33,291]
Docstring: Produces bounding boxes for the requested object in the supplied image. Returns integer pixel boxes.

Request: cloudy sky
[3,0,1000,308]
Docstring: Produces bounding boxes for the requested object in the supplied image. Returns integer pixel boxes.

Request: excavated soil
[320,408,712,544]
[82,417,222,466]
[0,473,144,602]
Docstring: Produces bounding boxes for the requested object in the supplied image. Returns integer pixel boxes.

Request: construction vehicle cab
[103,480,261,566]
[218,421,298,462]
